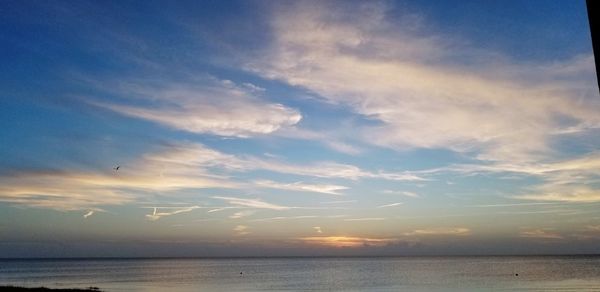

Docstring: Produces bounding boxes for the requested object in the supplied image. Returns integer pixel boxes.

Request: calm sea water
[1,256,600,291]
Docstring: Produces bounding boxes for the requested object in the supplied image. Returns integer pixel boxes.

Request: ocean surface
[1,256,600,291]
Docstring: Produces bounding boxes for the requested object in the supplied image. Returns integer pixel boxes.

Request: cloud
[383,190,419,198]
[515,186,600,203]
[343,218,385,222]
[433,152,600,180]
[377,202,403,208]
[233,225,250,236]
[325,141,362,155]
[467,202,558,208]
[587,225,600,232]
[0,144,240,210]
[251,160,425,181]
[0,140,421,211]
[250,215,340,222]
[146,143,425,182]
[404,227,471,236]
[519,228,564,239]
[207,207,235,213]
[0,172,135,211]
[145,206,201,221]
[212,196,290,210]
[229,210,256,219]
[248,1,600,164]
[253,180,348,195]
[92,78,301,138]
[320,200,357,204]
[428,152,600,203]
[298,236,396,248]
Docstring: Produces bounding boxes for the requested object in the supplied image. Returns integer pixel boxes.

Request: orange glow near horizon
[299,236,395,248]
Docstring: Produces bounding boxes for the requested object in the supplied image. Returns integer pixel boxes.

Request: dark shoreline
[1,254,599,261]
[0,286,101,292]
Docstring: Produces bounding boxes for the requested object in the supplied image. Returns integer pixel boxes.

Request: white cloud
[248,1,600,164]
[0,141,421,211]
[254,180,348,195]
[0,144,238,211]
[383,190,419,198]
[320,200,357,204]
[251,160,425,181]
[147,143,425,182]
[92,78,301,138]
[587,225,600,232]
[404,227,471,236]
[468,202,558,208]
[515,186,600,203]
[426,152,600,203]
[229,210,256,219]
[324,141,362,155]
[275,127,363,155]
[519,228,564,239]
[233,225,250,235]
[212,196,290,210]
[377,202,403,208]
[343,217,385,222]
[207,207,235,213]
[145,206,201,221]
[0,172,135,211]
[250,215,341,222]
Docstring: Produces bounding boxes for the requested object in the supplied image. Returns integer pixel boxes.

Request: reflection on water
[1,256,600,291]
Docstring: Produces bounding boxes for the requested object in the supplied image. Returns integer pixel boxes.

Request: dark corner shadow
[587,0,600,93]
[0,286,101,292]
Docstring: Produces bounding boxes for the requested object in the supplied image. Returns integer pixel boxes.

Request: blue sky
[1,0,599,257]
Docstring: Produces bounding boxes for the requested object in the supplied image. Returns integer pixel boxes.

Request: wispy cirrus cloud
[92,78,302,138]
[145,206,201,221]
[467,202,558,208]
[253,180,348,195]
[146,143,425,182]
[0,144,243,211]
[404,227,471,236]
[383,190,419,198]
[320,200,357,205]
[0,170,140,211]
[83,210,96,219]
[229,210,256,219]
[275,127,363,155]
[250,215,344,222]
[212,196,290,210]
[377,202,403,208]
[519,228,564,239]
[343,217,385,222]
[233,225,250,236]
[251,160,425,181]
[0,140,422,211]
[515,186,600,203]
[422,152,600,203]
[587,225,600,232]
[248,1,599,164]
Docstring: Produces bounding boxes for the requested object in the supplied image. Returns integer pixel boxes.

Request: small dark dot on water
[515,273,519,276]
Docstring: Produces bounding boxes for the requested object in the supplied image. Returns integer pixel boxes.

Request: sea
[1,256,600,291]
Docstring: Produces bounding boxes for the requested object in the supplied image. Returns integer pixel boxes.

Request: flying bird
[113,166,120,171]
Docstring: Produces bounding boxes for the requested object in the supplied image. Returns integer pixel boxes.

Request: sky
[0,0,599,257]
